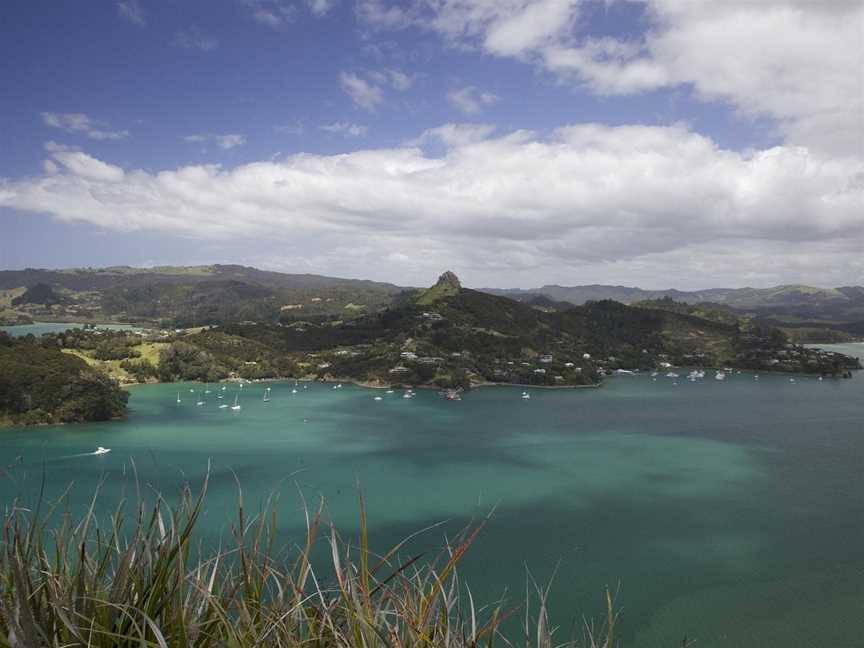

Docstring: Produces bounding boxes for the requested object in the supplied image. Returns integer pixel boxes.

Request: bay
[0,321,139,337]
[1,352,863,646]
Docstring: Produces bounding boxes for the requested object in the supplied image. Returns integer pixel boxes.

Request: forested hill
[484,283,864,342]
[0,332,128,426]
[0,265,405,327]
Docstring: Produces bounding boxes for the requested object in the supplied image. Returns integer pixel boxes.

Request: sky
[0,0,862,290]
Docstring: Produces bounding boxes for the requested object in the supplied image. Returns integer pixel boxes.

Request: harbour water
[0,322,139,337]
[1,351,863,646]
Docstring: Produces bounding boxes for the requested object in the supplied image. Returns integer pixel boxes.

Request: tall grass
[0,474,622,648]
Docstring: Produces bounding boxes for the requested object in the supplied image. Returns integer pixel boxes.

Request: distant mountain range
[483,284,864,325]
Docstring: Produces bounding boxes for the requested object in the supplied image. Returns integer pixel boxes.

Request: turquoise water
[0,322,139,336]
[2,361,863,646]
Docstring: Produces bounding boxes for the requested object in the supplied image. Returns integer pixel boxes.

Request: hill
[0,332,128,426]
[217,273,860,389]
[0,265,405,328]
[485,283,864,341]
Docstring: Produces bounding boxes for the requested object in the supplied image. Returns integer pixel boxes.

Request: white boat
[176,392,181,404]
[666,372,679,378]
[651,371,659,377]
[789,378,796,383]
[403,392,413,399]
[333,384,343,390]
[221,385,227,391]
[715,371,726,381]
[219,403,228,409]
[93,447,111,455]
[374,396,383,401]
[291,388,298,394]
[386,389,394,394]
[521,391,530,400]
[231,394,241,411]
[263,387,271,402]
[196,393,205,406]
[189,388,195,393]
[616,369,636,375]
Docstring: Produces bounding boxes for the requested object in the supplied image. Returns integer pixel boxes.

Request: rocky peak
[416,271,462,305]
[435,271,461,291]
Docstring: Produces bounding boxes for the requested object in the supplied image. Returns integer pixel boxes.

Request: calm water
[2,352,863,646]
[0,322,138,336]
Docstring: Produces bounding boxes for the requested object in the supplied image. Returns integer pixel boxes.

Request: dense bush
[0,332,128,424]
[157,341,228,382]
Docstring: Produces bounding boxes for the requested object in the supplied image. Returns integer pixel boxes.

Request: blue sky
[1,0,861,288]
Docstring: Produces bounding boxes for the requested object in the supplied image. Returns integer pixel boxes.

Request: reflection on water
[1,360,863,647]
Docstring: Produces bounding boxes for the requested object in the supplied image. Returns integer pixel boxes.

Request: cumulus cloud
[319,122,368,137]
[183,133,247,149]
[358,0,864,156]
[116,0,146,26]
[41,112,130,140]
[173,26,219,51]
[447,86,498,115]
[2,123,862,287]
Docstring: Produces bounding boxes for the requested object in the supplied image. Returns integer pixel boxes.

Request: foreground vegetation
[0,482,625,648]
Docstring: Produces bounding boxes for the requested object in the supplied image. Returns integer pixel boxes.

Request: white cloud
[447,86,498,115]
[116,0,146,26]
[306,0,337,17]
[320,122,368,137]
[2,123,862,287]
[183,133,247,149]
[358,0,864,156]
[41,112,130,140]
[243,0,297,29]
[339,72,384,111]
[339,68,413,111]
[409,123,496,147]
[173,26,219,51]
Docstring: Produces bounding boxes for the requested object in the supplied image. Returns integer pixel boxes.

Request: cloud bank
[2,123,862,287]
